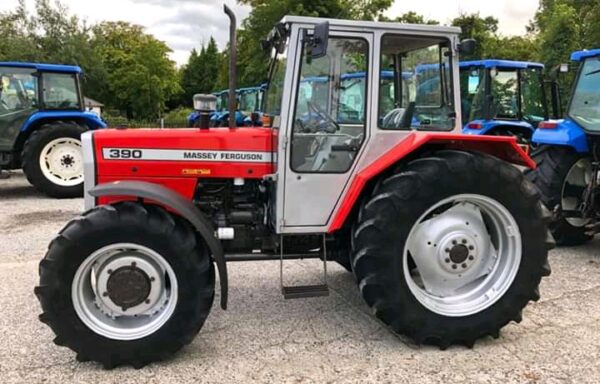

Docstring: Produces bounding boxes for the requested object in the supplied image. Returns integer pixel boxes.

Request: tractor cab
[0,62,105,197]
[238,84,266,126]
[460,60,548,142]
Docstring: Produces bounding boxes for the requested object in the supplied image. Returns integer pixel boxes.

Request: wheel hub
[106,265,151,310]
[439,235,478,273]
[94,254,165,316]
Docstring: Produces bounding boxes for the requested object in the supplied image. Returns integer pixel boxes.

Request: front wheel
[21,121,87,198]
[351,150,553,348]
[35,202,215,368]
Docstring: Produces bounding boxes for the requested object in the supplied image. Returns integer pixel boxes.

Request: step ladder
[280,234,329,299]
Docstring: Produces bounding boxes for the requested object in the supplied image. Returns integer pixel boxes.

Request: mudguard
[531,118,590,153]
[462,119,535,137]
[22,111,107,132]
[89,181,229,310]
[328,132,534,232]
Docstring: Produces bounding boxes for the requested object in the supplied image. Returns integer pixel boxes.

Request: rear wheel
[352,150,553,348]
[21,121,87,198]
[35,202,215,368]
[525,146,593,245]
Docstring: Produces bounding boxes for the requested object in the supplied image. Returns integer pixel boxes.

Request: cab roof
[0,62,82,74]
[279,15,461,36]
[460,60,544,69]
[571,49,600,62]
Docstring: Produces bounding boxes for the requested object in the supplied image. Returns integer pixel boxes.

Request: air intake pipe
[224,4,237,129]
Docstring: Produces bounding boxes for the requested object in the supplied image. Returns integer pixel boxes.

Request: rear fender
[531,118,589,153]
[89,181,229,310]
[328,132,533,232]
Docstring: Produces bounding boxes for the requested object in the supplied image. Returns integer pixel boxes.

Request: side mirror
[304,21,329,61]
[458,39,477,55]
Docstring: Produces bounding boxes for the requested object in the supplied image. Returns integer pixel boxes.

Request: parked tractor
[460,60,550,143]
[35,8,553,368]
[0,62,106,197]
[188,87,258,128]
[526,49,600,245]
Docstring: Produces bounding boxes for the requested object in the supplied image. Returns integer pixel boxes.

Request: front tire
[22,121,87,198]
[35,202,215,368]
[351,150,553,348]
[525,146,593,245]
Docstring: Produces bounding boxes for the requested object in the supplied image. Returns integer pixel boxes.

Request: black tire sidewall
[39,204,215,364]
[22,122,86,198]
[353,152,548,340]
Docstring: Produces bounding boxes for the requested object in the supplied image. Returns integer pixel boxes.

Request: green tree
[451,13,499,60]
[92,21,181,118]
[381,11,439,25]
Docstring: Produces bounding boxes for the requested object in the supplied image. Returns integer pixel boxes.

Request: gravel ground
[0,170,599,384]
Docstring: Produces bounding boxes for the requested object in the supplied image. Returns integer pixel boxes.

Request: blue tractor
[0,62,106,197]
[460,60,550,143]
[238,84,267,126]
[188,87,259,128]
[526,49,600,245]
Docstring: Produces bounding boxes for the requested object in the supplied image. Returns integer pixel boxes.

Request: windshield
[460,66,486,122]
[569,57,600,131]
[239,90,259,113]
[42,72,80,110]
[263,38,289,123]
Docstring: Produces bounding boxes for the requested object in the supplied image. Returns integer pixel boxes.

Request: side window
[378,35,454,131]
[520,68,546,124]
[291,36,368,173]
[460,67,487,122]
[43,73,80,109]
[0,67,38,113]
[490,70,518,119]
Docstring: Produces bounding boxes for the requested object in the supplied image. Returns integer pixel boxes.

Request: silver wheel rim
[404,194,522,317]
[561,158,592,227]
[72,243,179,340]
[39,137,83,187]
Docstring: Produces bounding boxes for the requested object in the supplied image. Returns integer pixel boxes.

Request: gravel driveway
[1,171,599,384]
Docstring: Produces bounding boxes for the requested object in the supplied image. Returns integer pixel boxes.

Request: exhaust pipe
[224,4,237,129]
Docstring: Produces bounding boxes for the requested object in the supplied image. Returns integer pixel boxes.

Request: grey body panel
[89,181,229,310]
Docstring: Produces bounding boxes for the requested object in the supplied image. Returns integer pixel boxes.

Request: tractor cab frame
[460,60,549,142]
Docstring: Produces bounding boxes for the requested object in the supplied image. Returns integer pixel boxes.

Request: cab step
[280,234,329,299]
[282,284,329,299]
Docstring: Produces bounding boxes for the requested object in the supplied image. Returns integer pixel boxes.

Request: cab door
[0,67,39,152]
[280,29,373,231]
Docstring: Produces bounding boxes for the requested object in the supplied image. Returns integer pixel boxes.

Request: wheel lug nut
[131,262,137,267]
[150,277,156,282]
[445,248,451,253]
[452,240,457,245]
[103,292,108,297]
[468,255,474,261]
[462,239,467,244]
[445,258,450,263]
[452,264,457,270]
[145,299,150,304]
[107,269,113,274]
[468,245,474,250]
[462,263,468,269]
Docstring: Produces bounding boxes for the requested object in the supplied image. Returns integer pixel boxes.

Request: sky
[0,0,539,66]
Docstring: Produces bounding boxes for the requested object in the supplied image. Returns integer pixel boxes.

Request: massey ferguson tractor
[35,6,554,368]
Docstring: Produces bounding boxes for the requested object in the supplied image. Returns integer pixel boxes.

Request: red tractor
[35,7,553,368]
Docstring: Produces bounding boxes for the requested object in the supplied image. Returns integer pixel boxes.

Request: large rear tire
[22,121,87,198]
[351,150,553,348]
[525,145,593,245]
[35,202,215,368]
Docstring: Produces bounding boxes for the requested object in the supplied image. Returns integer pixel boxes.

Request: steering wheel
[307,101,340,134]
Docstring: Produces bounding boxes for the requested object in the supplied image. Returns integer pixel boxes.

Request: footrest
[282,284,329,299]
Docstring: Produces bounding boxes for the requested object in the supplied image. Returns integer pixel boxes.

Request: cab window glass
[0,67,38,113]
[520,68,546,125]
[378,35,454,131]
[291,36,368,173]
[43,73,80,109]
[490,69,518,119]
